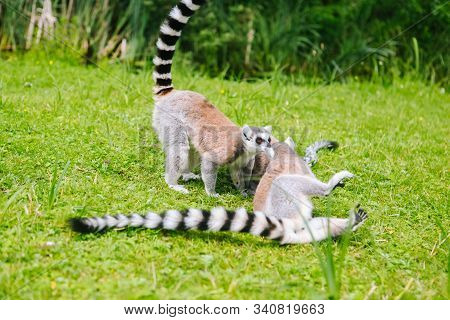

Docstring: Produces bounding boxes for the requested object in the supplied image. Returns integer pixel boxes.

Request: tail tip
[69,218,94,234]
[327,141,339,149]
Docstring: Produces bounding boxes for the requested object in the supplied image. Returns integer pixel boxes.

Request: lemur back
[154,90,242,164]
[253,142,314,213]
[152,0,272,196]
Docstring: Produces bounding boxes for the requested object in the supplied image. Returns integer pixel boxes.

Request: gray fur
[69,204,367,245]
[256,140,365,244]
[152,100,272,196]
[303,140,339,166]
[152,2,272,196]
[246,139,338,194]
[201,158,219,197]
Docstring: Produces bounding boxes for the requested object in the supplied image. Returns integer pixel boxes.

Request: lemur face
[242,125,274,157]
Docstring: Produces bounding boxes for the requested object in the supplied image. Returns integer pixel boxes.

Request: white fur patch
[104,215,118,228]
[184,208,203,229]
[163,210,182,230]
[153,56,173,66]
[182,173,200,181]
[267,217,283,240]
[208,207,227,231]
[160,22,182,36]
[279,218,303,244]
[153,71,172,80]
[250,211,269,236]
[86,218,97,228]
[169,7,190,24]
[168,184,189,194]
[230,208,248,232]
[156,39,176,51]
[130,213,145,227]
[280,232,302,245]
[115,214,129,228]
[144,212,162,229]
[281,218,296,234]
[181,0,200,11]
[95,217,106,231]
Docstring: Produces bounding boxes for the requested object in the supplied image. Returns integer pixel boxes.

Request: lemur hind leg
[182,147,201,181]
[273,171,354,198]
[163,130,190,194]
[281,206,368,244]
[201,158,219,197]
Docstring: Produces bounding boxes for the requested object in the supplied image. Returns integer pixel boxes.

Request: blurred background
[0,0,448,84]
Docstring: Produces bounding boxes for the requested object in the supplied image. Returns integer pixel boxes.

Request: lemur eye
[256,137,263,144]
[268,137,271,143]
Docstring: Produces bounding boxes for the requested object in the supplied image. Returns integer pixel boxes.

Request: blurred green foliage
[0,0,448,83]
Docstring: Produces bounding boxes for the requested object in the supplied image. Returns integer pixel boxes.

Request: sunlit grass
[0,54,448,299]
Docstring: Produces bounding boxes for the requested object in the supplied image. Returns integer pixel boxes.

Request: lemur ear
[263,125,272,133]
[242,125,253,140]
[285,137,296,149]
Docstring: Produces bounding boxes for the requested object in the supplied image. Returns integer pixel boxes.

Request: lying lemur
[251,138,366,243]
[70,138,367,244]
[248,139,339,193]
[152,0,272,196]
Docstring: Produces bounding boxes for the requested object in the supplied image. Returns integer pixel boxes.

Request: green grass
[0,53,448,299]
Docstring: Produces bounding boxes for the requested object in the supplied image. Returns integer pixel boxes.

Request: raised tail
[69,207,286,242]
[303,140,339,167]
[153,0,206,95]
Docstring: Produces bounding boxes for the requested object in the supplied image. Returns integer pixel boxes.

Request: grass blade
[2,185,25,213]
[47,160,70,209]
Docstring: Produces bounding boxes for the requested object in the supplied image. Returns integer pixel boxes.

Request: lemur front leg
[241,157,255,196]
[201,158,219,197]
[230,159,254,197]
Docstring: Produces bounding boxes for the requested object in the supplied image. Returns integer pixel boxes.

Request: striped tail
[153,0,206,95]
[303,140,339,167]
[69,207,286,242]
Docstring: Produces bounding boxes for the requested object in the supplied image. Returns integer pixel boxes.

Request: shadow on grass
[72,227,282,249]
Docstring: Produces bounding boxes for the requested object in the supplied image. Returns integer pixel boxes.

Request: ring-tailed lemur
[248,139,339,193]
[152,0,272,196]
[251,137,367,243]
[69,139,367,244]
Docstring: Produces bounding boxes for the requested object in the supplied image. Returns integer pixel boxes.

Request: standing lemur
[152,0,272,196]
[70,139,367,244]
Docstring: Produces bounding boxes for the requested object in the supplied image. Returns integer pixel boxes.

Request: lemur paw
[169,184,189,194]
[206,191,219,197]
[182,173,200,181]
[351,204,368,231]
[340,170,355,179]
[336,170,355,187]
